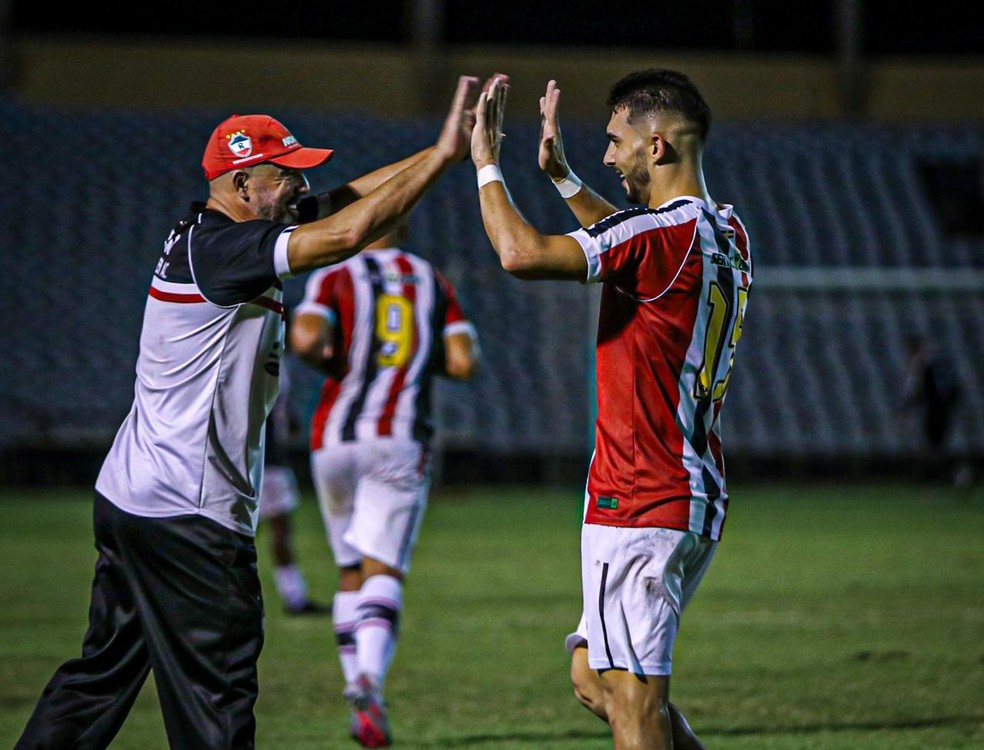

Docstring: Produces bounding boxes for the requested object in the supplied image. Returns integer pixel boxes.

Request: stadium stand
[2,101,982,483]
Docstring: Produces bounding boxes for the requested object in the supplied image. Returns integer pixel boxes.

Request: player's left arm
[471,76,588,282]
[538,79,618,228]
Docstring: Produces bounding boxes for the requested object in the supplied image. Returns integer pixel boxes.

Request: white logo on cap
[227,130,253,158]
[282,135,298,148]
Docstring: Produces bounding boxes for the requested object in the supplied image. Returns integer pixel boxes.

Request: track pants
[16,492,264,749]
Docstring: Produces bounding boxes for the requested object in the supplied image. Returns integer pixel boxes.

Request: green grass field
[1,480,982,749]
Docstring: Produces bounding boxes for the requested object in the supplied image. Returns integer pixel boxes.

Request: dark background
[9,0,982,56]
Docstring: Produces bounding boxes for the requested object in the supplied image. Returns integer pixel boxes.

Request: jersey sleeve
[192,219,297,306]
[568,202,698,299]
[435,270,476,339]
[294,265,346,327]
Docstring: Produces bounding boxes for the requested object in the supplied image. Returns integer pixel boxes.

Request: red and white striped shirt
[570,197,752,541]
[296,248,473,450]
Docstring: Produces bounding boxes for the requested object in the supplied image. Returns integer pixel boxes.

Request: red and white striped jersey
[295,248,473,450]
[569,197,752,541]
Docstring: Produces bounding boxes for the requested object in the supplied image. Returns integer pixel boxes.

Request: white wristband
[477,164,503,188]
[553,171,583,199]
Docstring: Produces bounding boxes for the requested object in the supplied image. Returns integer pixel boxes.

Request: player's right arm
[538,79,618,228]
[443,331,479,380]
[290,310,334,373]
[290,267,345,373]
[285,75,481,274]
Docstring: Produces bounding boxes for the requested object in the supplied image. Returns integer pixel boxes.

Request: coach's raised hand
[436,75,481,163]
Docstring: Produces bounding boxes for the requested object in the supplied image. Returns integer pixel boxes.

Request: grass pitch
[1,480,982,749]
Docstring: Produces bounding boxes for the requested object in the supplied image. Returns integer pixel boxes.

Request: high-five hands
[472,73,510,167]
[436,75,481,164]
[538,80,571,180]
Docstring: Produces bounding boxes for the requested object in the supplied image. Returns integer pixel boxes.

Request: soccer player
[14,75,482,750]
[471,71,752,750]
[258,349,330,616]
[290,220,479,748]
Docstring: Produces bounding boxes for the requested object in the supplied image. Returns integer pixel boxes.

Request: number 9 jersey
[295,247,475,450]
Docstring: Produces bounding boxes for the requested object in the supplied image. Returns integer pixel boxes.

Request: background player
[291,221,479,748]
[470,71,752,750]
[258,340,330,616]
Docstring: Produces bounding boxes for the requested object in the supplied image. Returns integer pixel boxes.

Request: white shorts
[310,439,430,574]
[258,465,301,520]
[565,523,716,676]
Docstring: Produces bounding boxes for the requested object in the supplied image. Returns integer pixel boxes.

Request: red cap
[202,113,334,180]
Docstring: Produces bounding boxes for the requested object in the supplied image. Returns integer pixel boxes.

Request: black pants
[16,493,264,749]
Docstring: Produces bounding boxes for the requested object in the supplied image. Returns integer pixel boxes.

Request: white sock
[355,574,403,690]
[333,590,360,687]
[274,564,308,609]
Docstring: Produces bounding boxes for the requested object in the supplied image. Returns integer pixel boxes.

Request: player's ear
[651,134,676,165]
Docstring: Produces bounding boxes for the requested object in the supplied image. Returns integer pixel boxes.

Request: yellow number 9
[376,294,413,367]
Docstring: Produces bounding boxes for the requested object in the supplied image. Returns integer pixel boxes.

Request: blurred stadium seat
[2,100,981,479]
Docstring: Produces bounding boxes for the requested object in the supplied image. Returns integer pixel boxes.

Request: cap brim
[268,147,334,170]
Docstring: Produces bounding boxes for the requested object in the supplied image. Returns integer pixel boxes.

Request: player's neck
[647,166,712,208]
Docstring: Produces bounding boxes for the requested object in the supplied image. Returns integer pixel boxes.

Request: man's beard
[258,200,293,224]
[623,165,650,205]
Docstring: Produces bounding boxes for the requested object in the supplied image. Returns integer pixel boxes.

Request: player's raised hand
[472,73,510,167]
[436,75,481,163]
[538,80,571,180]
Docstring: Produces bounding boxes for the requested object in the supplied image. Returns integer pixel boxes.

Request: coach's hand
[436,75,481,164]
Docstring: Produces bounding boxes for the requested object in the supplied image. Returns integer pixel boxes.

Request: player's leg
[15,494,151,750]
[261,464,328,614]
[668,702,707,749]
[312,445,363,689]
[570,643,608,721]
[123,505,263,749]
[580,524,715,750]
[343,439,430,747]
[570,644,705,748]
[598,668,672,749]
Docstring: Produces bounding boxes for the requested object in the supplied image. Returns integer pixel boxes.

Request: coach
[15,76,481,749]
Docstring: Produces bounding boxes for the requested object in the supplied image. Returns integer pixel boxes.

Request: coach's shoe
[345,674,392,748]
[285,599,332,616]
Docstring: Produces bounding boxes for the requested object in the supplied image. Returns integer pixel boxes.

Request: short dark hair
[607,69,711,141]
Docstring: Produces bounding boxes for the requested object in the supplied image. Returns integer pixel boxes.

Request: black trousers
[16,493,264,749]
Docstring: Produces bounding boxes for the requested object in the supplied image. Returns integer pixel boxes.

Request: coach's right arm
[286,75,480,274]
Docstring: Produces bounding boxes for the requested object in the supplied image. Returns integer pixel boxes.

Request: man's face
[603,107,651,205]
[246,164,311,223]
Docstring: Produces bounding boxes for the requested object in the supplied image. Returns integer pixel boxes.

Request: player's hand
[538,80,571,180]
[472,73,510,167]
[436,75,481,164]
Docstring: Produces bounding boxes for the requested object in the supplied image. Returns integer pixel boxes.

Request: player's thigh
[580,525,715,676]
[348,439,430,573]
[311,444,359,561]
